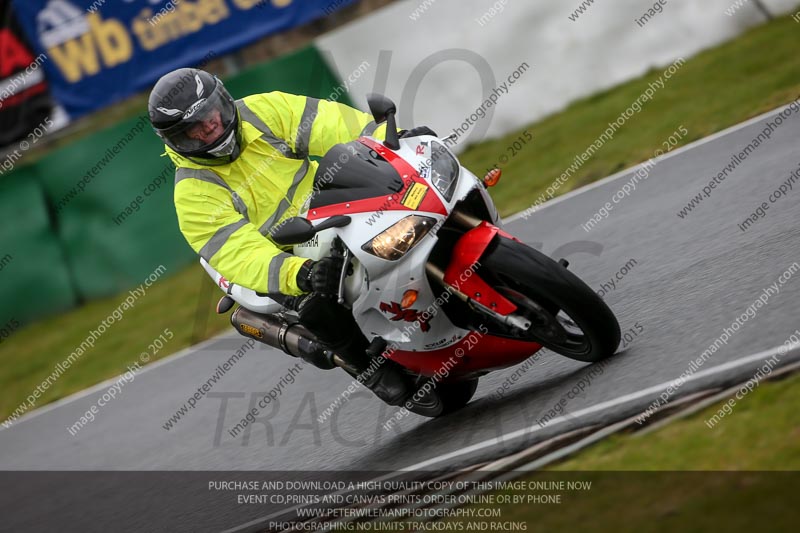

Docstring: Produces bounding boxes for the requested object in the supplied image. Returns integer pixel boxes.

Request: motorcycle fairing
[443,221,518,316]
[307,137,447,221]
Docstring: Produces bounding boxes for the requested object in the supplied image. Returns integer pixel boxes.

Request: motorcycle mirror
[366,93,396,123]
[269,216,352,246]
[366,93,400,151]
[269,217,316,245]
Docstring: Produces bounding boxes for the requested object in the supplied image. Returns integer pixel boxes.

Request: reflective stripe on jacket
[167,91,386,296]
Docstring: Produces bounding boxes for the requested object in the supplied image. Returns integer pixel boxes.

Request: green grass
[0,263,230,423]
[2,14,800,421]
[443,373,800,532]
[551,374,800,471]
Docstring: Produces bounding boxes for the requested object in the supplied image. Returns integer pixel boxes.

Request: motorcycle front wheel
[478,236,621,363]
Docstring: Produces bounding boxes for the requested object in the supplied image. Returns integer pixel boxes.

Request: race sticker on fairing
[401,182,428,209]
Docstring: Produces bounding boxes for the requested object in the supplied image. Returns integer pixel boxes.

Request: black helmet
[148,68,241,165]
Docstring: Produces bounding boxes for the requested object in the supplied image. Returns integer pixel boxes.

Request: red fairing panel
[387,334,542,378]
[443,221,517,315]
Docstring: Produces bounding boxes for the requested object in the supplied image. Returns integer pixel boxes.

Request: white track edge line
[400,343,799,471]
[222,344,798,532]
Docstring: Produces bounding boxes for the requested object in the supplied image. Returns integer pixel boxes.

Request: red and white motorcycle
[205,94,620,417]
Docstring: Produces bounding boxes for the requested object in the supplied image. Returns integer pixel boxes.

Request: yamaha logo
[295,234,319,248]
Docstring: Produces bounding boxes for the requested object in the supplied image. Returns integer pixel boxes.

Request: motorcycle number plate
[401,182,428,209]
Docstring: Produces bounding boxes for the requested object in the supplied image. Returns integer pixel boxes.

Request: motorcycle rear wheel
[404,377,480,417]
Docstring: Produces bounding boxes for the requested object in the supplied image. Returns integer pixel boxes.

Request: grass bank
[445,372,800,531]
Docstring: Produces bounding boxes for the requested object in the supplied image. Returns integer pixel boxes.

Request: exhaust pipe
[231,306,339,369]
[231,306,320,358]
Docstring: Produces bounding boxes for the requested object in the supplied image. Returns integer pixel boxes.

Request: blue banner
[11,0,355,118]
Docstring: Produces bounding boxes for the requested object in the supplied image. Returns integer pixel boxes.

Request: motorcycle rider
[148,68,432,406]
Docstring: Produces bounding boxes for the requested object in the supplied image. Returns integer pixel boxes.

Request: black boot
[356,338,413,407]
[297,296,412,405]
[326,336,413,407]
[360,362,412,406]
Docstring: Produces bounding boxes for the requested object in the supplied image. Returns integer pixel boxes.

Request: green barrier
[37,114,195,299]
[0,169,77,326]
[0,44,352,318]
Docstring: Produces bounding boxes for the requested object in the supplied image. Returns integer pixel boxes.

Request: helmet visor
[157,83,236,155]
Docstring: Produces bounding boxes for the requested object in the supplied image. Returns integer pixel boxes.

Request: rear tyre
[437,378,480,415]
[480,237,620,362]
[404,377,480,418]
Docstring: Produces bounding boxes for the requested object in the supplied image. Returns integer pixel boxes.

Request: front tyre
[479,237,620,362]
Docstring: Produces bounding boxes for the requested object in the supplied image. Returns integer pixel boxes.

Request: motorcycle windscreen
[309,141,404,208]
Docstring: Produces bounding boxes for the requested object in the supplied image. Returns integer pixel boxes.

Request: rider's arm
[242,92,392,158]
[174,171,307,296]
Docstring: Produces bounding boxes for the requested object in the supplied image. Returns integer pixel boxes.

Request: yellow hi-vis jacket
[166,92,388,296]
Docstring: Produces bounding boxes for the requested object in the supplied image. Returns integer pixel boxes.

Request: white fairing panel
[200,258,284,314]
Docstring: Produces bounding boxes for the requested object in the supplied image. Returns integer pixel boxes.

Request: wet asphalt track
[1,104,799,531]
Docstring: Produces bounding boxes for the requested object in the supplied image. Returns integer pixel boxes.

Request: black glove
[399,126,438,138]
[296,257,343,296]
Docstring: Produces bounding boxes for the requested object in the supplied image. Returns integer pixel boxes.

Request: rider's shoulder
[240,91,307,114]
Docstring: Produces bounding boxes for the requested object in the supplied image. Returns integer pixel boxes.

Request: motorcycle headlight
[362,215,437,261]
[428,141,459,201]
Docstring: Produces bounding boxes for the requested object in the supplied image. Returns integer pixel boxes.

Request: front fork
[431,213,532,332]
[425,262,531,332]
